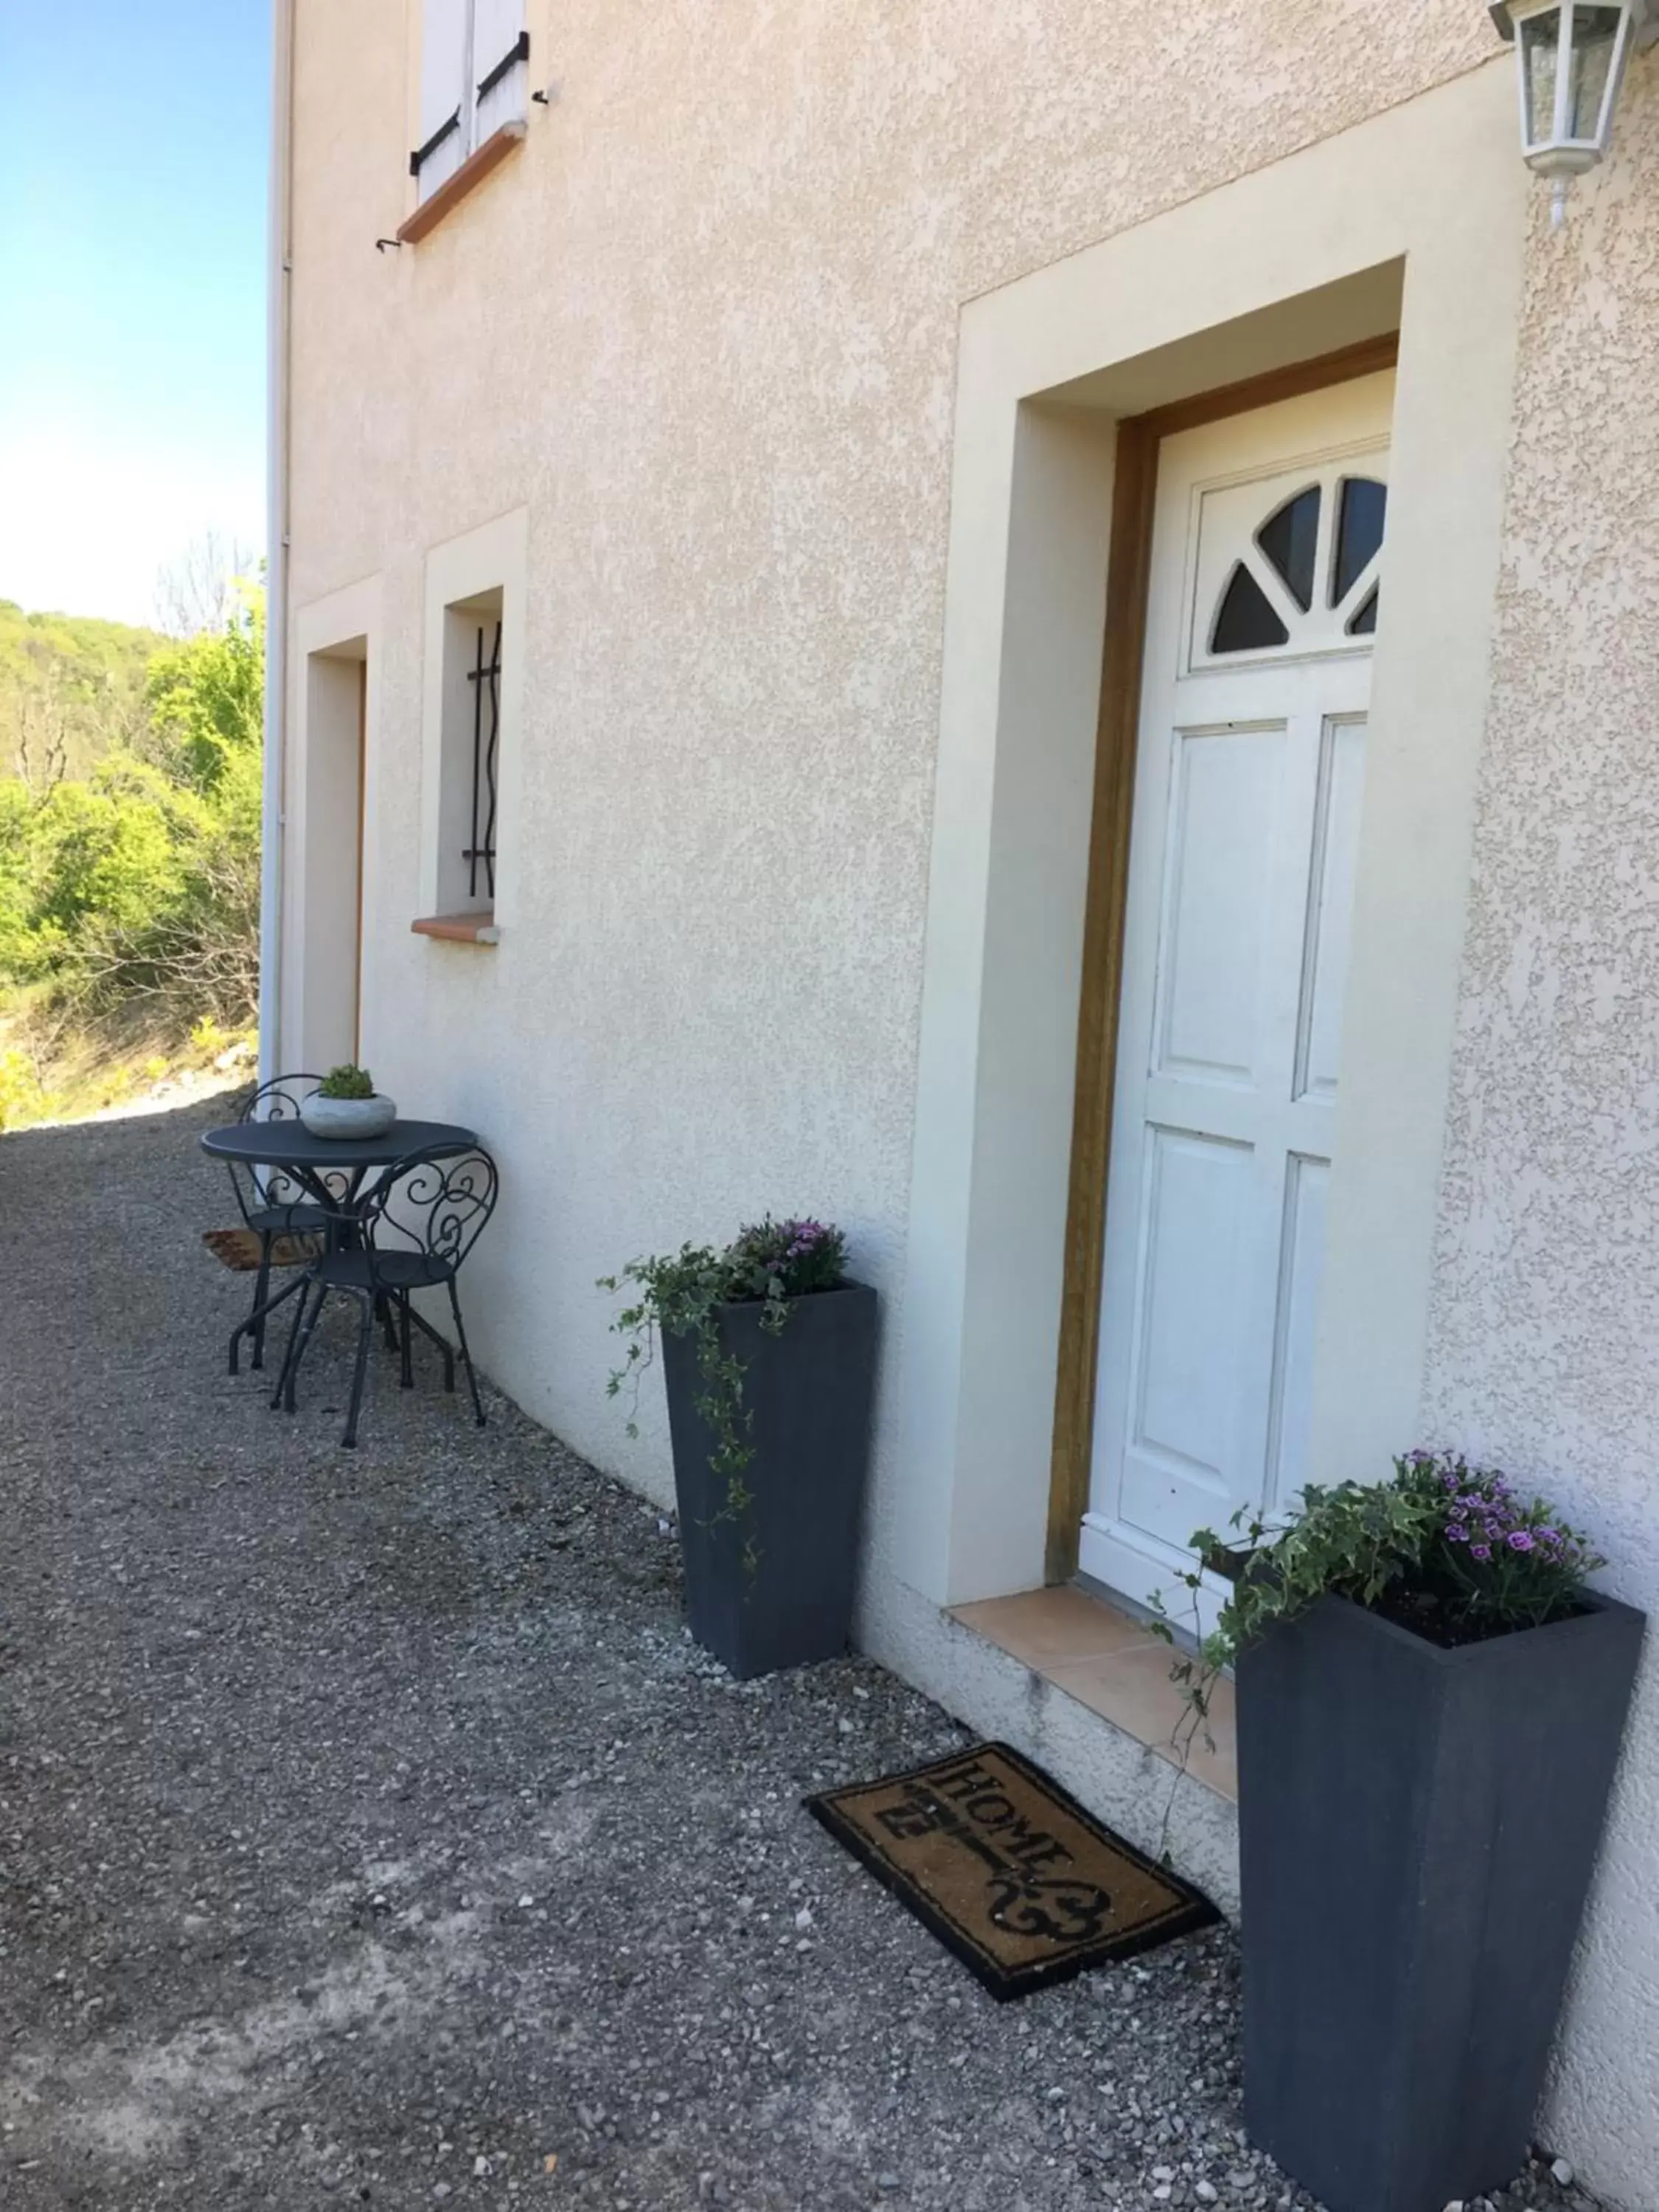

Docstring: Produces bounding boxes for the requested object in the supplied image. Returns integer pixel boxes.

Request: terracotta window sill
[411,912,499,945]
[951,1584,1237,1801]
[397,121,526,246]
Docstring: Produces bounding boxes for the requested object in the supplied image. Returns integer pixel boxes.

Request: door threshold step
[950,1584,1237,1801]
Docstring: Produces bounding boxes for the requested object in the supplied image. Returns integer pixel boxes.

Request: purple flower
[1471,1543,1492,1562]
[1445,1523,1470,1544]
[1507,1530,1535,1552]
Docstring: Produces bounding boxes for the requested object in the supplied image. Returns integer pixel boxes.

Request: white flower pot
[299,1093,397,1141]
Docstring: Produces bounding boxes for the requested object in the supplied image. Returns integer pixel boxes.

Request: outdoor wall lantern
[1492,0,1658,221]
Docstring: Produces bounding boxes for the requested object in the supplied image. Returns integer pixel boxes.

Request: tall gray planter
[1237,1590,1644,2212]
[661,1282,877,1680]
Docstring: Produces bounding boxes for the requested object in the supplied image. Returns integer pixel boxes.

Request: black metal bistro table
[199,1116,479,1381]
[200,1116,479,1208]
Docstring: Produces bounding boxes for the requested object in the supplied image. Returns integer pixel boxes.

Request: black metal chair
[221,1073,344,1374]
[272,1144,498,1449]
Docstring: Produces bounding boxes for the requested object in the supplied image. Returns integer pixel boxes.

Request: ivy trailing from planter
[599,1218,848,1571]
[1151,1448,1606,1785]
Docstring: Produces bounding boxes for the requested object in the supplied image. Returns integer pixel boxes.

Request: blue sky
[0,1,270,625]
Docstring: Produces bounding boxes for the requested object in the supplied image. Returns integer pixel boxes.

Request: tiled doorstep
[950,1585,1237,1801]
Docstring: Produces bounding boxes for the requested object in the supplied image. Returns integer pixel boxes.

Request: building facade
[272,6,1659,2201]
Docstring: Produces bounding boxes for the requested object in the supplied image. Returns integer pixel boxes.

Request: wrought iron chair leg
[378,1293,400,1354]
[229,1232,274,1375]
[269,1272,316,1411]
[398,1292,414,1388]
[281,1279,330,1414]
[342,1291,375,1449]
[402,1301,454,1390]
[234,1267,307,1380]
[448,1277,486,1427]
[250,1234,274,1370]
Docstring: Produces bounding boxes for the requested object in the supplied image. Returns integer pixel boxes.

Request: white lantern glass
[1568,4,1627,136]
[1520,6,1562,145]
[1509,0,1635,175]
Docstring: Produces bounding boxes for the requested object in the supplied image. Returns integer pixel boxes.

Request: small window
[1206,466,1386,659]
[461,617,501,905]
[432,588,504,920]
[412,0,529,204]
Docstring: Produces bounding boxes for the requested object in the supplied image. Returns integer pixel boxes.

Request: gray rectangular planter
[1237,1589,1644,2212]
[661,1281,877,1680]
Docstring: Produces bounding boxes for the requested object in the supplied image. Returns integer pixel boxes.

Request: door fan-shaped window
[1256,485,1320,612]
[1208,475,1387,655]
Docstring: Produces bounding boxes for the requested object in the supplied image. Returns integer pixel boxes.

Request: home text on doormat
[807,1741,1217,2000]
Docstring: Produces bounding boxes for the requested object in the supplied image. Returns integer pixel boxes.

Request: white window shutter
[472,0,529,144]
[414,0,471,202]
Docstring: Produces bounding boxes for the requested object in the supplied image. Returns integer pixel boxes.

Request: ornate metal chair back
[226,1072,324,1222]
[358,1147,499,1275]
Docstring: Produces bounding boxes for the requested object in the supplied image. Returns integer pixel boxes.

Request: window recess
[414,588,504,945]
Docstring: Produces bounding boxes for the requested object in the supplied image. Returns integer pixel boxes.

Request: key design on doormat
[809,1740,1219,1999]
[874,1763,1113,1946]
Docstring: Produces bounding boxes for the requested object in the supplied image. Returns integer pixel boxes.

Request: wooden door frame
[1043,333,1399,1585]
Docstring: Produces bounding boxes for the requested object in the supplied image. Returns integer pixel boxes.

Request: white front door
[1082,372,1393,1622]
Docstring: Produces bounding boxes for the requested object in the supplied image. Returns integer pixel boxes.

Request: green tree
[0,587,264,1031]
[143,582,265,793]
[0,600,163,789]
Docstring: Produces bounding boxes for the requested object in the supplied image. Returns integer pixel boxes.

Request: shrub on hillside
[0,587,263,1032]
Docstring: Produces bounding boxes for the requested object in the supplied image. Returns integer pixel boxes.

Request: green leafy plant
[599,1219,848,1571]
[0,583,265,1130]
[1151,1450,1606,1779]
[318,1062,376,1100]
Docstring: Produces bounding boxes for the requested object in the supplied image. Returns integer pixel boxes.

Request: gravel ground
[0,1098,1602,2212]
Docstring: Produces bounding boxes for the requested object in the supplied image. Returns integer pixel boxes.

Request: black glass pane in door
[1346,585,1378,636]
[1332,478,1386,605]
[1211,564,1290,654]
[1255,487,1321,612]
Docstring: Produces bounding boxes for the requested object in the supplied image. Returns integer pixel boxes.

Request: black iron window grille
[463,620,501,902]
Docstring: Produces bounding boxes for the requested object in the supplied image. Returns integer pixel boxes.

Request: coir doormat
[202,1227,322,1273]
[807,1741,1217,2000]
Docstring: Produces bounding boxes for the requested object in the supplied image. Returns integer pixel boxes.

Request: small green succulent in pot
[301,1062,397,1137]
[318,1062,376,1100]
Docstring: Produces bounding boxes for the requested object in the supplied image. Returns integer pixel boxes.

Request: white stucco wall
[1420,82,1659,2210]
[282,0,1493,1557]
[282,7,1659,2205]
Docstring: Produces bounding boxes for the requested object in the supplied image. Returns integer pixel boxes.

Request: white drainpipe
[259,0,296,1085]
